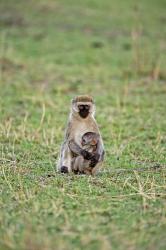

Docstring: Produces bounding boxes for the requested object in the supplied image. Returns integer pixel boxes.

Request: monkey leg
[91,161,103,175]
[72,156,86,174]
[72,156,102,175]
[58,143,72,173]
[78,158,93,175]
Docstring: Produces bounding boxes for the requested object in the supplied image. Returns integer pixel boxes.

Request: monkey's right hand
[81,150,92,160]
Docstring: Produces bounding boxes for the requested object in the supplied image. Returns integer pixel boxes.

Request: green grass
[0,0,166,249]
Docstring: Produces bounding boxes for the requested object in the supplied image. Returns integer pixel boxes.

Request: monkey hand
[81,150,93,160]
[90,153,100,168]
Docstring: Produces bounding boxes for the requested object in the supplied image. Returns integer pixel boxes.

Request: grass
[0,0,166,249]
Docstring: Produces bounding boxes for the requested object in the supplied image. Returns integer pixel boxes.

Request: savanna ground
[0,0,166,249]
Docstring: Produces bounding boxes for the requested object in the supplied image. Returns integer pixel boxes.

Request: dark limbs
[69,139,102,168]
[68,140,92,160]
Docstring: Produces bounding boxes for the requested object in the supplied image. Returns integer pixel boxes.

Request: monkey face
[82,132,99,146]
[72,101,94,118]
[72,95,95,119]
[78,104,90,118]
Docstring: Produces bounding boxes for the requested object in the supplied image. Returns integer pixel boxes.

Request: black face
[78,104,90,118]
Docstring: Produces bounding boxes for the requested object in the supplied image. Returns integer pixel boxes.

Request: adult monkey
[57,95,105,175]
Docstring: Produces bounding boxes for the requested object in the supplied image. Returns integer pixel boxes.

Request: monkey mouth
[79,110,89,118]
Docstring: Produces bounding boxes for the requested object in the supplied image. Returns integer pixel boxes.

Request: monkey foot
[60,166,69,173]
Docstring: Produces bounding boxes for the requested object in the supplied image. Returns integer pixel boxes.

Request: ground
[0,0,166,249]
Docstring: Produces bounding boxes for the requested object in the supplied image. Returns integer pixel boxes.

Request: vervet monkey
[72,132,100,174]
[57,95,105,175]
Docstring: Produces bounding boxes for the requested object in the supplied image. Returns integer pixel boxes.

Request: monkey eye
[78,105,84,110]
[85,105,90,110]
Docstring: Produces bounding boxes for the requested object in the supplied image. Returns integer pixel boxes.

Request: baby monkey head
[82,132,99,146]
[72,95,95,119]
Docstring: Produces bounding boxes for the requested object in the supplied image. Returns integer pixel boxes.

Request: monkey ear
[71,100,79,113]
[92,139,97,145]
[71,97,76,104]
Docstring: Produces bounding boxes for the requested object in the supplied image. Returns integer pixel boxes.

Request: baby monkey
[72,132,100,174]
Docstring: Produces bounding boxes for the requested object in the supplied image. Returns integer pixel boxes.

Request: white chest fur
[73,118,98,146]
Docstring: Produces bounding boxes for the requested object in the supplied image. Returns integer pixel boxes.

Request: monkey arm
[89,153,100,168]
[68,139,92,160]
[68,139,82,155]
